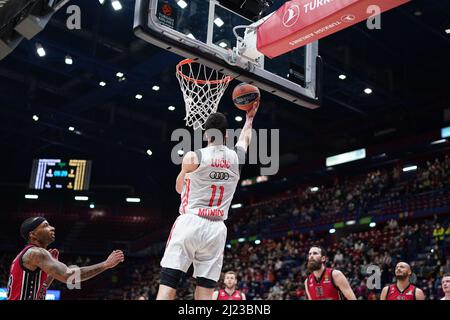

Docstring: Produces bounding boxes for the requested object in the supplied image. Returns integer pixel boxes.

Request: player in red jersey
[212,271,246,300]
[304,245,357,300]
[7,217,125,300]
[380,262,425,300]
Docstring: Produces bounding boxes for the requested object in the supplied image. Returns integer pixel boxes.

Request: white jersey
[179,145,241,221]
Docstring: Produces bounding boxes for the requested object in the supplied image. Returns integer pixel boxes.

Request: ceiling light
[32,115,39,121]
[135,94,143,100]
[364,88,373,94]
[65,55,73,65]
[152,85,160,91]
[369,222,376,228]
[36,43,46,57]
[89,203,95,209]
[25,194,39,200]
[116,72,124,78]
[68,126,75,132]
[111,0,122,11]
[339,74,346,80]
[214,17,224,27]
[177,0,187,9]
[146,149,153,156]
[231,203,242,209]
[310,187,319,192]
[126,197,141,203]
[329,228,336,234]
[99,81,106,87]
[168,106,175,111]
[446,29,450,35]
[235,116,243,122]
[402,165,417,172]
[254,239,261,245]
[75,196,89,201]
[431,139,446,145]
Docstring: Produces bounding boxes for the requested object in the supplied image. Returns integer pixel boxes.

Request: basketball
[232,83,260,111]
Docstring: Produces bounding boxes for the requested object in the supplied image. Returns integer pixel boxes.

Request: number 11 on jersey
[209,185,224,207]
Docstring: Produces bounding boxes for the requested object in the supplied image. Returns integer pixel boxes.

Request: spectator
[433,223,445,242]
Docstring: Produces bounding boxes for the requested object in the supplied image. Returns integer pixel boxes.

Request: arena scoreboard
[29,159,92,191]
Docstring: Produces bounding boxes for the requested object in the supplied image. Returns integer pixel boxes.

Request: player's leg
[157,215,195,300]
[194,277,217,300]
[193,220,227,300]
[157,268,184,300]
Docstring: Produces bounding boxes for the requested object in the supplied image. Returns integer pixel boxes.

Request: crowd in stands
[229,154,450,237]
[111,217,449,300]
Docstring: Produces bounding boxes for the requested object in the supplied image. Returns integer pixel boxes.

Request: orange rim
[176,59,233,85]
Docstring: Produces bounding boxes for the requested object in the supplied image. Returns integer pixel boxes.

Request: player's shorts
[160,213,227,282]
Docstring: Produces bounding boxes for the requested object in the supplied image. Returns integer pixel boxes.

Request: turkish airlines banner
[257,0,410,58]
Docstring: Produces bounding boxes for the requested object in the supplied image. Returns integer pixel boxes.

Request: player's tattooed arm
[23,248,72,283]
[332,270,357,300]
[23,248,124,284]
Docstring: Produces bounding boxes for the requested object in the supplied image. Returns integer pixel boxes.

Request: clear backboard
[134,0,322,109]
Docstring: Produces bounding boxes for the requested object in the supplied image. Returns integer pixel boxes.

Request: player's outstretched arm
[175,151,199,194]
[415,288,425,300]
[23,248,124,284]
[212,291,219,300]
[42,248,59,288]
[333,270,357,300]
[235,99,259,152]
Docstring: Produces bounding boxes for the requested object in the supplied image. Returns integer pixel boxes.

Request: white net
[176,59,232,130]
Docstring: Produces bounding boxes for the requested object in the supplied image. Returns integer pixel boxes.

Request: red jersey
[217,289,244,300]
[307,268,343,300]
[385,284,417,300]
[7,245,48,300]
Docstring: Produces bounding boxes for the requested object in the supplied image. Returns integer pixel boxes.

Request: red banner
[257,0,410,58]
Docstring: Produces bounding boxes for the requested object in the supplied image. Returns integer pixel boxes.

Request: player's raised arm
[23,247,124,284]
[175,151,199,194]
[235,99,259,153]
[332,270,357,300]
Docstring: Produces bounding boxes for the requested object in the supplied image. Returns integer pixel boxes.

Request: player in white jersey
[441,273,450,300]
[156,100,259,300]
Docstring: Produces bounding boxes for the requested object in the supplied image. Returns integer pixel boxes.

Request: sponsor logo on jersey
[198,208,224,217]
[211,159,230,169]
[209,171,230,180]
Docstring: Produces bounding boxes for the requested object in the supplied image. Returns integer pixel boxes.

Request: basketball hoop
[176,59,232,130]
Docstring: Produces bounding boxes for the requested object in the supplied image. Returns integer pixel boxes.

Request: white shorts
[160,214,227,282]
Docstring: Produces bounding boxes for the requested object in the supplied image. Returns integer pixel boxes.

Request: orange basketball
[232,83,260,111]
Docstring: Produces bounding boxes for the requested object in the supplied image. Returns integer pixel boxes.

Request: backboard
[134,0,322,109]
